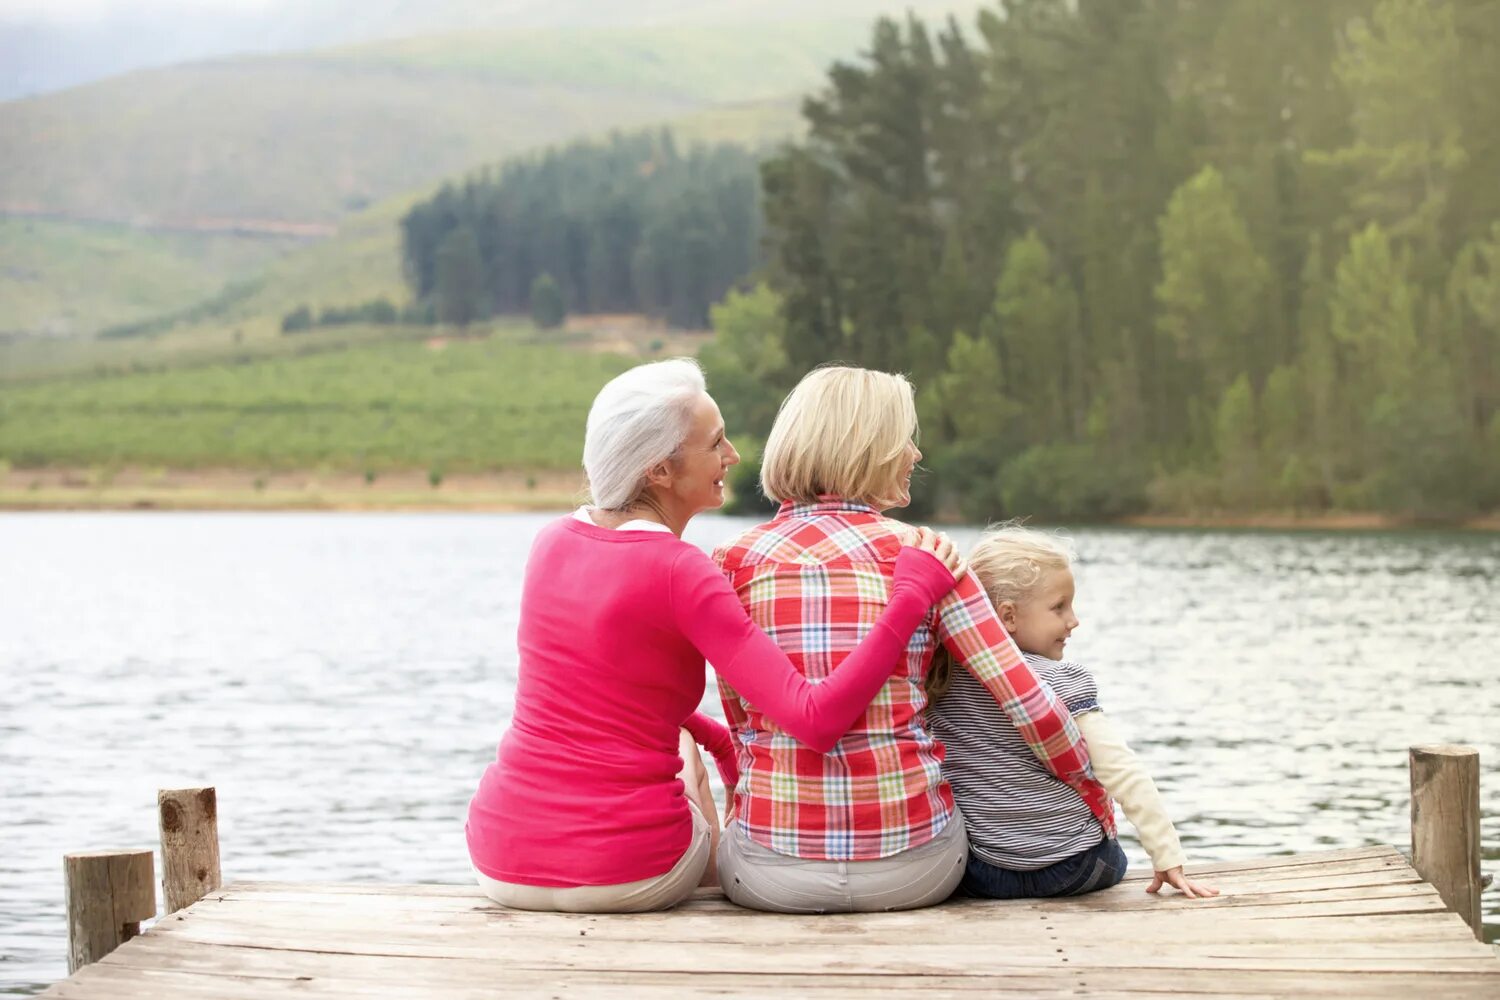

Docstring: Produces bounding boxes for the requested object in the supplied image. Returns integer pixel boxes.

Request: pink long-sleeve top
[465,514,953,888]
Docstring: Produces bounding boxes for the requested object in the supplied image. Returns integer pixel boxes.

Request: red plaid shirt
[712,498,1115,860]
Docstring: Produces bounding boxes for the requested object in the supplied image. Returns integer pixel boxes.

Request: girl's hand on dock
[1146,867,1219,899]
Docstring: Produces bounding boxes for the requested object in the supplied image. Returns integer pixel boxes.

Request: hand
[910,525,965,582]
[1146,866,1219,899]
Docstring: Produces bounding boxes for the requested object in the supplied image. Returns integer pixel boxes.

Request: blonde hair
[583,358,706,510]
[760,366,918,507]
[926,524,1075,702]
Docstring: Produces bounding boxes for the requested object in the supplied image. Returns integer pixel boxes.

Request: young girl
[927,525,1218,900]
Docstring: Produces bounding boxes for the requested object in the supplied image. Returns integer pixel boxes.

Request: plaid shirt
[712,498,1115,860]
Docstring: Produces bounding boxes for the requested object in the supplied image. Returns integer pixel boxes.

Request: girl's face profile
[1005,568,1079,662]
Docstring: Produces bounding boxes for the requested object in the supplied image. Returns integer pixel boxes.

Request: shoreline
[0,466,589,513]
[3,466,1498,530]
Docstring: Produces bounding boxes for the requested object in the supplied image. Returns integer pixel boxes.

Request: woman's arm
[935,572,1116,833]
[1073,710,1183,871]
[683,711,739,791]
[672,545,958,754]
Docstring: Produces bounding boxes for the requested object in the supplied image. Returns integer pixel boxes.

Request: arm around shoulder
[668,544,954,753]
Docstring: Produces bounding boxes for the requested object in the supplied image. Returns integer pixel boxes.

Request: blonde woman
[711,365,1114,913]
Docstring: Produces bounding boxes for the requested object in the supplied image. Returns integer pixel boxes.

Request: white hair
[583,358,707,510]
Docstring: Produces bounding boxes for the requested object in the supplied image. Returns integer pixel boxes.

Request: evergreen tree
[434,226,486,327]
[699,284,794,442]
[927,331,1022,518]
[1214,373,1259,508]
[727,0,1498,519]
[1445,222,1500,434]
[988,231,1083,444]
[530,273,566,329]
[1318,0,1466,276]
[1156,166,1273,407]
[1258,364,1320,508]
[401,132,762,329]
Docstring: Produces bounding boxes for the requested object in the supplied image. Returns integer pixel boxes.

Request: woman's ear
[996,600,1019,634]
[643,460,673,491]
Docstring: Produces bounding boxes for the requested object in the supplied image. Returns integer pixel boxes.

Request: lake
[2,511,1496,993]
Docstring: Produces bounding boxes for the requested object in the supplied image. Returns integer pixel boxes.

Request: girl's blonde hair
[760,365,918,508]
[925,524,1075,702]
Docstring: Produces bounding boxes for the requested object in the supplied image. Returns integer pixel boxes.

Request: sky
[2,0,279,20]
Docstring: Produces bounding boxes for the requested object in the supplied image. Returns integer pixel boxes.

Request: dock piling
[158,786,222,913]
[1409,744,1483,939]
[63,849,154,974]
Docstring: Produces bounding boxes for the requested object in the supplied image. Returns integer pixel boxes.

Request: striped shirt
[930,653,1113,869]
[712,498,1114,861]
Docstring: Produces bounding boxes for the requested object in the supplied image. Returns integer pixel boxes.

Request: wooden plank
[156,896,1474,945]
[193,865,1424,918]
[158,787,223,914]
[198,847,1406,901]
[134,920,1500,978]
[156,904,1474,948]
[42,952,1500,1000]
[1410,745,1485,939]
[1128,851,1404,881]
[38,846,1500,999]
[145,919,1488,960]
[76,937,1500,987]
[188,863,1434,919]
[114,932,1500,973]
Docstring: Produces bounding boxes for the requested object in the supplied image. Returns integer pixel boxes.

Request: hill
[0,96,801,360]
[0,17,958,227]
[1,0,977,99]
[0,14,923,340]
[0,218,298,338]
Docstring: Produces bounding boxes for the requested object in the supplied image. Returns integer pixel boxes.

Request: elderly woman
[465,359,961,913]
[712,365,1115,913]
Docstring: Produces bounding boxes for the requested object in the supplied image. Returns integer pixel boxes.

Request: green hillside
[0,19,831,342]
[0,218,297,338]
[0,323,632,471]
[0,61,694,228]
[0,19,898,227]
[0,96,802,369]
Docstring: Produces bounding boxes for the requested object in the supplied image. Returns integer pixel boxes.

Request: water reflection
[0,513,1495,993]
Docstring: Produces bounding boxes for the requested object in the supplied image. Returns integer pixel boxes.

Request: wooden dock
[41,845,1499,998]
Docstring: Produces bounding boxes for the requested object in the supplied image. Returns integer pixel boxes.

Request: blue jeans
[960,837,1128,899]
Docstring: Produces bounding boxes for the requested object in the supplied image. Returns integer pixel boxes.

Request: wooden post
[1409,744,1483,939]
[64,849,155,973]
[158,786,222,914]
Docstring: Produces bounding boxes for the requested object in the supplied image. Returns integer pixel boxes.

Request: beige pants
[718,809,969,914]
[474,802,712,913]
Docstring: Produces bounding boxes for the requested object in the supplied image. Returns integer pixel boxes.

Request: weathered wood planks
[39,846,1499,998]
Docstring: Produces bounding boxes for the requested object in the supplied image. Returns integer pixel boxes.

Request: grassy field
[0,321,656,472]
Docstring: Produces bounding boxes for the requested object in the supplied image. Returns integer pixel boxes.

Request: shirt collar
[573,506,672,533]
[776,496,881,520]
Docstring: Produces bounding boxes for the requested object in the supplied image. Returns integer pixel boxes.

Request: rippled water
[2,512,1496,993]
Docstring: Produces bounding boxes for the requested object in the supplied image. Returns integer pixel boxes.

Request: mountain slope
[0,17,943,226]
[0,0,977,99]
